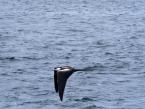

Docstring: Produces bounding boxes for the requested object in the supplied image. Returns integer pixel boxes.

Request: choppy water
[0,0,145,109]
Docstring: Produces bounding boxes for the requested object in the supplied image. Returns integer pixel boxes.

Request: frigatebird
[54,66,84,101]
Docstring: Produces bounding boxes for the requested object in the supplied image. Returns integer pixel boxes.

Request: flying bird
[54,66,84,101]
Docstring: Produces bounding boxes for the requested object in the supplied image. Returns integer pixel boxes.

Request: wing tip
[59,93,63,101]
[55,88,58,93]
[60,97,63,101]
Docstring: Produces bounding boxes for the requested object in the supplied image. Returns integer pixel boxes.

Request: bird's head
[54,66,77,73]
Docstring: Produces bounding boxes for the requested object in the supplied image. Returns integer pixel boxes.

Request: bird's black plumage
[54,66,82,101]
[54,70,58,93]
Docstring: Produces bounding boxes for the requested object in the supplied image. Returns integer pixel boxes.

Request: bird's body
[54,66,83,101]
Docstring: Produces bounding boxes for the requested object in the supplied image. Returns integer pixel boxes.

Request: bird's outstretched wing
[57,71,73,101]
[54,71,58,93]
[58,75,67,101]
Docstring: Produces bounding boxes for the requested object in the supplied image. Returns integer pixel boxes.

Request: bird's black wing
[57,72,67,101]
[57,71,73,101]
[54,71,58,93]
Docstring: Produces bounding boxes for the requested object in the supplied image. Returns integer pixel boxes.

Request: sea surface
[0,0,145,109]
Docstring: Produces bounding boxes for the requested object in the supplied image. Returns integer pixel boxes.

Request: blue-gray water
[0,0,145,109]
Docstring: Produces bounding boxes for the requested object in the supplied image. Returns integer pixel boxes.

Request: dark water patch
[130,36,138,39]
[115,98,126,105]
[11,69,25,74]
[55,41,67,46]
[67,28,85,33]
[81,97,94,102]
[17,29,42,34]
[96,72,110,75]
[25,86,39,91]
[63,52,73,59]
[109,72,131,76]
[96,40,105,45]
[116,79,131,84]
[19,100,45,106]
[64,56,71,59]
[10,87,21,91]
[105,52,114,56]
[0,56,16,61]
[74,97,94,102]
[0,73,10,76]
[22,56,44,60]
[91,40,115,49]
[33,91,49,97]
[52,16,62,20]
[82,105,97,109]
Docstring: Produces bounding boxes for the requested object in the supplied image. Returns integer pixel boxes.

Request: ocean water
[0,0,145,109]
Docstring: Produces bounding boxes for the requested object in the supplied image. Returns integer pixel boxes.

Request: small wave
[0,56,16,61]
[67,28,85,33]
[0,73,10,76]
[82,105,97,109]
[12,69,25,74]
[75,97,94,102]
[22,56,44,60]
